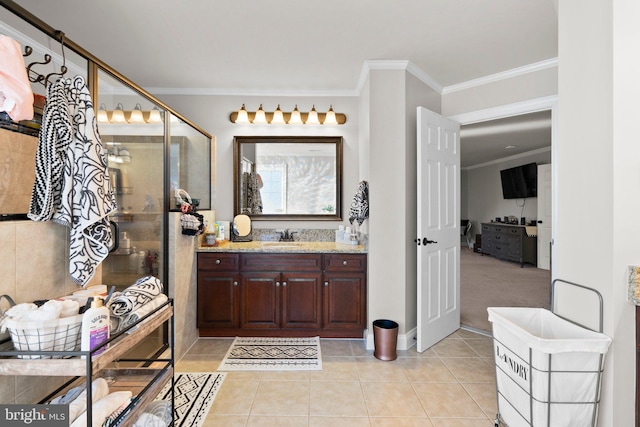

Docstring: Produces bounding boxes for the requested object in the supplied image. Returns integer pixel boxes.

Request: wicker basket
[3,314,83,359]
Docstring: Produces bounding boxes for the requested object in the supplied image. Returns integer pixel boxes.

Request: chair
[461,220,473,249]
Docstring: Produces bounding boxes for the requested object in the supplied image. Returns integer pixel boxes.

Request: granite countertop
[197,240,367,254]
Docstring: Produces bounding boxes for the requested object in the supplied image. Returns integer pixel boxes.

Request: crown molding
[146,87,359,97]
[356,60,443,95]
[442,58,558,95]
[449,95,558,126]
[463,146,552,171]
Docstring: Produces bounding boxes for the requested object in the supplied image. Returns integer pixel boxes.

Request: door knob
[415,237,438,245]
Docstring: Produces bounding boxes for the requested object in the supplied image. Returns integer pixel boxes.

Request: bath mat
[155,372,225,427]
[218,336,322,371]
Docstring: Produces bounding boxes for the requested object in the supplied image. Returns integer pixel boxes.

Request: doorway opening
[451,99,556,333]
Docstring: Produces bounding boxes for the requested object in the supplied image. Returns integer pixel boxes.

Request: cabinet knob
[215,259,221,265]
[233,281,238,286]
[276,281,280,287]
[342,260,348,266]
[324,281,329,286]
[282,281,287,287]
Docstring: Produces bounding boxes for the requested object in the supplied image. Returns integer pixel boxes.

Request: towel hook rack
[45,30,67,86]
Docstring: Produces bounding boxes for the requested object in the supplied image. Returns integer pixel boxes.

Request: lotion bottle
[81,297,110,358]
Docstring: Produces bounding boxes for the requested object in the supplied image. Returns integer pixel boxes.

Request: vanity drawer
[198,253,239,271]
[324,254,367,272]
[241,253,322,271]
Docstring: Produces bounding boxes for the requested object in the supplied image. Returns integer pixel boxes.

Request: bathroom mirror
[231,214,252,241]
[233,136,342,221]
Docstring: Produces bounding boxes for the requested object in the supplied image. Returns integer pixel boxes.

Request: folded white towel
[71,391,132,427]
[68,377,110,424]
[45,299,80,318]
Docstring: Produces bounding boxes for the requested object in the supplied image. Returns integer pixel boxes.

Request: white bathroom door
[416,107,461,353]
[537,164,552,270]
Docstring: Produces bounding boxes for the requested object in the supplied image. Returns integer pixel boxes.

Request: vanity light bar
[230,104,346,125]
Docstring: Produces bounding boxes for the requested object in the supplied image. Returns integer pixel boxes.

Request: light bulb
[271,104,285,124]
[235,104,250,124]
[306,105,319,125]
[289,104,303,124]
[128,103,145,124]
[323,105,338,125]
[253,104,267,124]
[97,103,109,123]
[110,103,126,124]
[147,107,162,123]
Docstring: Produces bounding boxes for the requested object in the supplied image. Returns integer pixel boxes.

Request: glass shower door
[97,70,166,289]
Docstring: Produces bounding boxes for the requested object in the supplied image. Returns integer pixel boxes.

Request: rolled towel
[68,377,110,424]
[70,391,132,427]
[140,401,172,425]
[21,303,61,321]
[48,299,80,318]
[133,412,166,427]
[3,303,37,321]
[108,276,163,317]
[118,294,168,334]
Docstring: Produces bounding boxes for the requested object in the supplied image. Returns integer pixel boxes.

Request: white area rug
[218,336,322,371]
[156,372,225,427]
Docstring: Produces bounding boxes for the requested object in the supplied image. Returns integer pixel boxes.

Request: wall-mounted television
[500,162,538,199]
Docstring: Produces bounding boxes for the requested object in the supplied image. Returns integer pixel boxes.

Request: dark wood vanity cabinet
[197,253,240,329]
[197,252,366,337]
[323,254,367,331]
[240,271,323,330]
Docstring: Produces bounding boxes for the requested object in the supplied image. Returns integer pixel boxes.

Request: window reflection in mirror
[234,136,342,220]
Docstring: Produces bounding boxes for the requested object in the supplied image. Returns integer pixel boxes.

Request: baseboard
[364,326,417,351]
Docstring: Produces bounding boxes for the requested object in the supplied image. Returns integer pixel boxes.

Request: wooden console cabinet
[197,252,367,337]
[481,223,537,267]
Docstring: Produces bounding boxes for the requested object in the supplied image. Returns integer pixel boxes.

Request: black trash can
[373,319,398,361]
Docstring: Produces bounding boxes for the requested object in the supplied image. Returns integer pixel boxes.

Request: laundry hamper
[488,279,612,427]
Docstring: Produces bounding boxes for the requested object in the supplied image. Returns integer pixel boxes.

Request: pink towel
[0,35,33,121]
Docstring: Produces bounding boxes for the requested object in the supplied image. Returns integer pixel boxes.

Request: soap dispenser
[81,297,110,357]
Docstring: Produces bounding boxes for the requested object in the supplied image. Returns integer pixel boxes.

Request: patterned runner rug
[218,336,322,371]
[155,372,225,427]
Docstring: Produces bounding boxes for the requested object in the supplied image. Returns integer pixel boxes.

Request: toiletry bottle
[120,231,130,254]
[81,297,110,358]
[129,247,138,272]
[137,250,146,274]
[145,250,153,274]
[152,253,159,276]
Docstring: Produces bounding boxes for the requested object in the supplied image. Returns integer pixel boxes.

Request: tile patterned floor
[175,329,498,427]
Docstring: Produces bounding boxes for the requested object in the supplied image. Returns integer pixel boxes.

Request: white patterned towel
[29,76,117,287]
[108,276,164,317]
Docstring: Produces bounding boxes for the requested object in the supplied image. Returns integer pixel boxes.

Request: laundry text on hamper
[496,345,529,381]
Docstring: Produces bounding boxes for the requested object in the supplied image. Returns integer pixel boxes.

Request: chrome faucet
[279,229,296,242]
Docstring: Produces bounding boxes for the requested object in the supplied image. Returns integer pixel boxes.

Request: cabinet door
[197,271,240,329]
[281,272,322,329]
[241,272,281,329]
[323,272,366,330]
